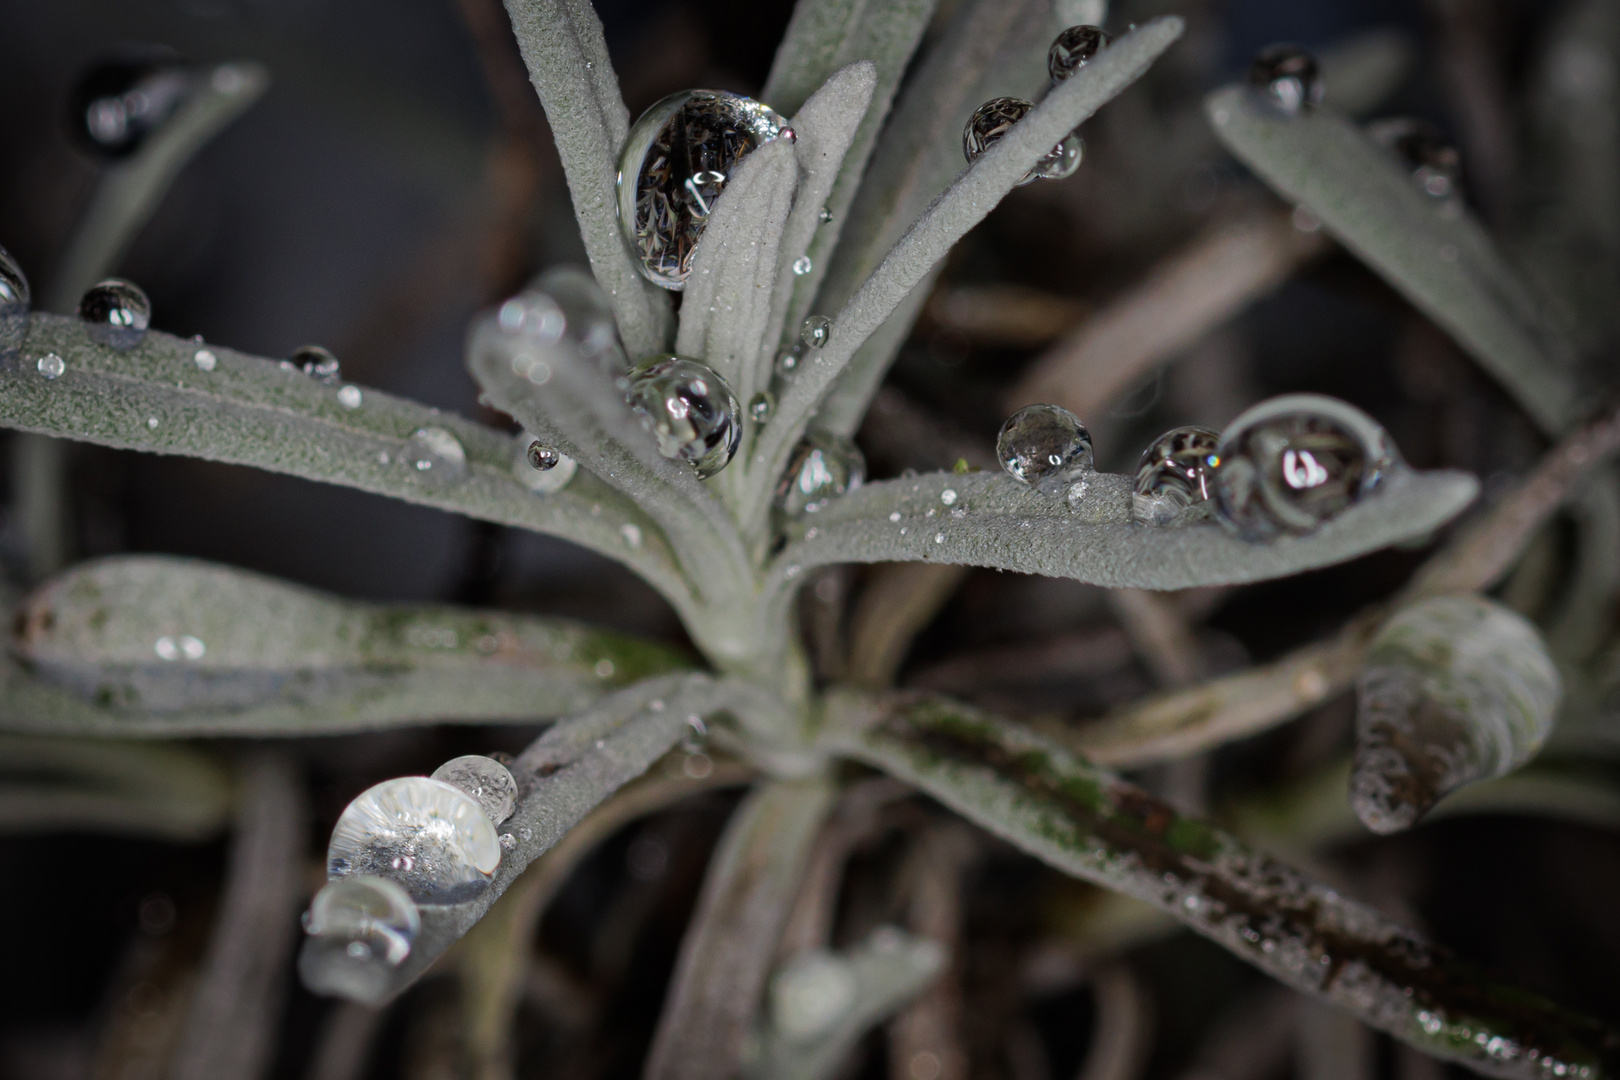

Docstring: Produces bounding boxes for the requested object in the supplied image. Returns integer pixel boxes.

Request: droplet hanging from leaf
[963,97,1083,184]
[1247,43,1323,116]
[1048,25,1113,84]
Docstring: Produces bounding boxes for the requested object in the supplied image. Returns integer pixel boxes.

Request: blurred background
[2,0,1617,1078]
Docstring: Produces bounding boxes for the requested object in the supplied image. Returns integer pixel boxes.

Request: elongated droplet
[1211,394,1401,540]
[771,951,858,1041]
[1366,117,1464,200]
[625,354,741,477]
[617,90,789,290]
[1133,426,1220,526]
[78,278,151,350]
[1048,25,1112,84]
[1248,43,1323,115]
[963,97,1082,184]
[800,315,832,349]
[299,874,420,1003]
[327,776,501,904]
[996,404,1093,493]
[69,51,193,159]
[404,427,468,487]
[431,755,518,824]
[292,345,342,384]
[1353,596,1562,834]
[513,432,576,494]
[0,244,31,361]
[776,431,865,516]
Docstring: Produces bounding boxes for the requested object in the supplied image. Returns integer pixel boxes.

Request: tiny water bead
[748,391,775,425]
[327,776,501,904]
[618,90,790,290]
[37,353,65,380]
[776,431,866,516]
[0,244,31,359]
[996,404,1093,493]
[68,52,193,158]
[292,345,341,384]
[514,432,577,494]
[430,755,518,825]
[792,255,813,276]
[800,315,833,349]
[1133,426,1220,526]
[1247,44,1323,116]
[404,427,468,487]
[300,875,421,1002]
[78,278,151,351]
[193,348,216,372]
[1048,25,1112,84]
[1366,117,1463,200]
[963,97,1083,184]
[337,385,363,409]
[527,441,560,471]
[1211,394,1401,540]
[625,354,741,478]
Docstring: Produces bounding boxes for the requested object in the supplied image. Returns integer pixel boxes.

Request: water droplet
[78,278,151,351]
[404,427,468,487]
[516,267,628,378]
[327,777,501,904]
[291,345,342,384]
[749,391,775,424]
[594,658,616,678]
[69,52,193,159]
[1367,118,1463,200]
[1132,426,1220,526]
[625,354,741,477]
[776,345,804,375]
[792,255,813,275]
[337,385,363,409]
[800,315,832,349]
[963,97,1083,184]
[776,431,866,516]
[146,416,158,429]
[36,353,65,380]
[0,244,31,361]
[300,875,420,1001]
[1211,393,1401,540]
[818,206,833,223]
[1247,44,1323,116]
[771,952,857,1041]
[528,441,560,471]
[514,431,577,494]
[888,511,901,522]
[934,532,944,544]
[430,755,518,825]
[621,523,643,548]
[193,348,216,372]
[1048,25,1112,84]
[618,90,790,290]
[996,403,1093,493]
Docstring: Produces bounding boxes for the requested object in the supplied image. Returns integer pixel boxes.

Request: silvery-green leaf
[3,556,685,736]
[0,314,692,613]
[1205,85,1578,434]
[500,0,672,356]
[753,18,1186,523]
[824,689,1620,1080]
[1316,29,1416,119]
[1353,595,1563,834]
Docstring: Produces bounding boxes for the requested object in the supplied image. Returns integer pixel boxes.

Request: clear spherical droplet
[625,354,741,478]
[818,206,833,223]
[749,391,775,424]
[404,427,468,487]
[78,278,151,351]
[792,255,813,275]
[1366,117,1463,200]
[36,353,65,380]
[193,348,216,372]
[617,91,789,291]
[1247,44,1323,116]
[300,875,420,1002]
[430,755,518,824]
[963,97,1083,184]
[292,345,342,384]
[1133,426,1220,526]
[0,244,32,360]
[337,385,363,409]
[1212,393,1402,540]
[513,432,577,494]
[996,404,1093,493]
[1048,25,1112,84]
[528,440,560,471]
[327,777,501,904]
[776,431,866,516]
[68,51,193,159]
[800,315,833,349]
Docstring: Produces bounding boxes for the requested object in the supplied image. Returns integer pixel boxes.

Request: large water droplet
[327,777,501,904]
[431,755,518,824]
[0,244,31,361]
[292,345,342,384]
[1211,394,1401,540]
[800,315,832,350]
[963,97,1082,184]
[1366,117,1463,200]
[527,441,560,471]
[776,431,865,516]
[300,875,421,1002]
[68,51,193,159]
[404,427,468,487]
[996,404,1093,493]
[1248,44,1323,116]
[513,432,577,494]
[617,91,790,291]
[1133,426,1220,526]
[625,354,741,477]
[78,278,151,351]
[1048,25,1112,84]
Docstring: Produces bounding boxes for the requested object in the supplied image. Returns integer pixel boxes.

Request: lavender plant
[2,2,1619,1079]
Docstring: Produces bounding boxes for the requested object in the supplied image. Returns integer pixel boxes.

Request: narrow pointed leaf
[2,556,686,736]
[826,690,1620,1080]
[1205,85,1578,434]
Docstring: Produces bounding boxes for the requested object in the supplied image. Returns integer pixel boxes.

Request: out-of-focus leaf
[0,734,231,838]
